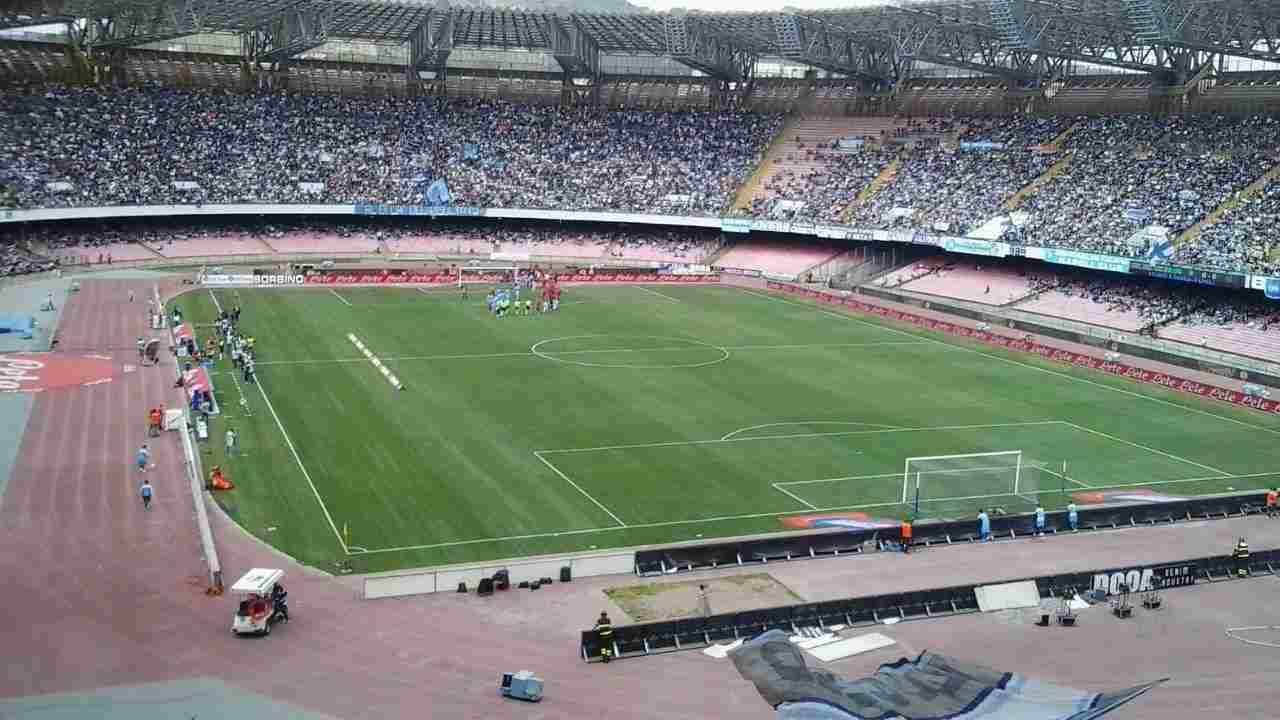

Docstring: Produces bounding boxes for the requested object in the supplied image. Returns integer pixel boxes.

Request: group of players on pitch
[479,280,562,318]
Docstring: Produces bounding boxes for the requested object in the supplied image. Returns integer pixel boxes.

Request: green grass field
[178,283,1280,573]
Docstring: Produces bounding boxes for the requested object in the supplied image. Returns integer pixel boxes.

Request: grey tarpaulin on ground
[729,630,1165,720]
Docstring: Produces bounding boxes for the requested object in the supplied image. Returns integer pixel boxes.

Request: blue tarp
[0,315,35,339]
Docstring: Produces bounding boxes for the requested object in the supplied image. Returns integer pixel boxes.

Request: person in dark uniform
[1232,537,1250,578]
[272,582,289,623]
[593,611,614,663]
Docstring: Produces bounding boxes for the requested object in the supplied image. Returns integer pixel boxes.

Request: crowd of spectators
[0,85,781,215]
[5,83,1280,276]
[1173,182,1280,275]
[1,238,56,277]
[1017,114,1280,259]
[850,115,1071,234]
[750,149,892,223]
[1028,268,1280,333]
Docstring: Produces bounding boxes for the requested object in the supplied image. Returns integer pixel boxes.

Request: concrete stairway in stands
[735,115,901,214]
[1001,121,1083,211]
[731,114,803,212]
[1178,163,1280,246]
[843,156,901,222]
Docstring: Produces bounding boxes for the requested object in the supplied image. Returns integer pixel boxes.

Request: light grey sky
[631,0,891,13]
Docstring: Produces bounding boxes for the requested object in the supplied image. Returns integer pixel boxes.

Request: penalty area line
[346,470,1279,554]
[772,483,818,510]
[329,288,352,307]
[533,451,627,528]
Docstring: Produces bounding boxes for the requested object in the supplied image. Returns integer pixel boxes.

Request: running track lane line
[732,287,1280,439]
[209,289,350,554]
[533,450,627,528]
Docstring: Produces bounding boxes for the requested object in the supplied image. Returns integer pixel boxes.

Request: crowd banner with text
[941,237,1009,258]
[766,281,1280,416]
[720,218,754,234]
[1030,247,1132,274]
[1130,261,1247,289]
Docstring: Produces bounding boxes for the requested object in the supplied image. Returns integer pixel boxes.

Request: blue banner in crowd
[1267,278,1280,300]
[1124,207,1153,224]
[463,143,479,161]
[425,179,451,206]
[959,141,1006,152]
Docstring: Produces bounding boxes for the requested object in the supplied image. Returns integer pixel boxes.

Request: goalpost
[457,265,518,288]
[902,450,1027,512]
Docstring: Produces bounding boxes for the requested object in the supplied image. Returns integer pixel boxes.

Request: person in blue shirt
[1067,502,1079,531]
[1035,504,1046,535]
[978,509,991,542]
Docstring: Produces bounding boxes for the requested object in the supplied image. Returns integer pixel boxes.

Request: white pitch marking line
[1059,420,1232,478]
[1036,463,1091,489]
[329,288,352,306]
[772,483,819,510]
[536,420,1066,455]
[737,286,1280,438]
[250,340,936,367]
[347,469,1279,554]
[208,290,348,553]
[721,420,905,442]
[637,285,682,303]
[533,451,627,528]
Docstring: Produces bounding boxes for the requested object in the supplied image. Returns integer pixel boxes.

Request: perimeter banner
[767,282,1280,416]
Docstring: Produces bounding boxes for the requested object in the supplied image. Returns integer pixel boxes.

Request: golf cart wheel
[263,622,271,636]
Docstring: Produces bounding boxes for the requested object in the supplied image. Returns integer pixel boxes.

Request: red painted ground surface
[1,278,1277,720]
[0,353,127,392]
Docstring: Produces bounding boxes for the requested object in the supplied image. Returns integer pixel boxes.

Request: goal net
[902,450,1029,507]
[458,265,517,287]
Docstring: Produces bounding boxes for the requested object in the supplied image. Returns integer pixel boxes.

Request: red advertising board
[767,282,1280,416]
[302,270,719,285]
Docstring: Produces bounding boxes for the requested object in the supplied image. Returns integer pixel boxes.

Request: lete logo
[0,357,43,391]
[1093,568,1155,596]
[0,353,119,392]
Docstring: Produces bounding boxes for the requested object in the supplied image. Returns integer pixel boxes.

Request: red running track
[2,278,1278,719]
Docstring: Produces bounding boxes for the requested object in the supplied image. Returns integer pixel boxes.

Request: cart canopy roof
[231,568,283,594]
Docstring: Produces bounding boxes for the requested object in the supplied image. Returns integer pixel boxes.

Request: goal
[902,451,1027,510]
[457,265,517,288]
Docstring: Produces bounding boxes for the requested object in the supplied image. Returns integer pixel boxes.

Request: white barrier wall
[363,550,635,599]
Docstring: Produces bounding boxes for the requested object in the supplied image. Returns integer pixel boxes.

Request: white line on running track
[345,469,1278,554]
[250,340,935,366]
[208,290,349,553]
[536,420,1066,455]
[771,483,818,510]
[636,285,682,303]
[1058,420,1233,477]
[329,288,352,306]
[735,286,1280,438]
[721,420,905,441]
[533,451,627,527]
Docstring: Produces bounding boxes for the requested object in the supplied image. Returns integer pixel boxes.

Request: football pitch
[181,283,1280,573]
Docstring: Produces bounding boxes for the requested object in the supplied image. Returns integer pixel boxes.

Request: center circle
[530,335,730,369]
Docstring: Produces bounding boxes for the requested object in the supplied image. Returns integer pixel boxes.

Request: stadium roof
[6,0,1280,83]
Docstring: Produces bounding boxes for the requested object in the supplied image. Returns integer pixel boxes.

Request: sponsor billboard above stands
[200,273,305,287]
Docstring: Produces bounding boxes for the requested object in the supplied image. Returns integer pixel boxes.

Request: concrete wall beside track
[362,550,636,598]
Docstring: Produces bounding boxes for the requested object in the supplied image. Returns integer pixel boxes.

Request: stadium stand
[713,240,843,277]
[0,86,781,215]
[3,218,722,272]
[889,261,1037,306]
